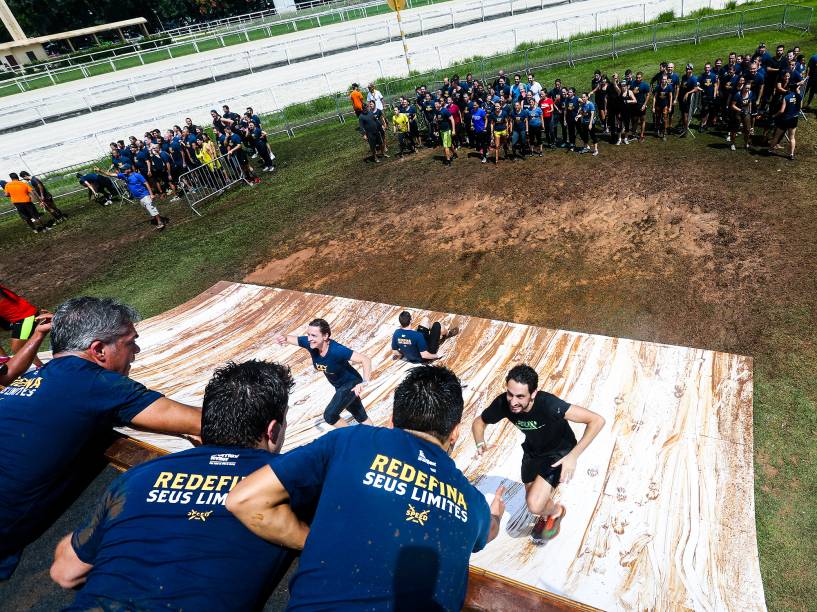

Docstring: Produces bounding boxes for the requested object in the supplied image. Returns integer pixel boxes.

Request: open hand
[552,453,577,484]
[490,484,506,517]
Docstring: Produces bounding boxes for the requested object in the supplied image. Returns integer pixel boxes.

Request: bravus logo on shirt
[515,420,545,430]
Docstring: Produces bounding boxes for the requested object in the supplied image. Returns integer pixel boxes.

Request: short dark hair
[19,171,29,177]
[506,364,538,393]
[398,311,412,327]
[8,172,18,180]
[201,360,294,447]
[308,318,331,337]
[392,366,464,442]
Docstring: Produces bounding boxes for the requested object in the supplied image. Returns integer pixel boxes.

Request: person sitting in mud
[390,311,459,363]
[471,364,605,545]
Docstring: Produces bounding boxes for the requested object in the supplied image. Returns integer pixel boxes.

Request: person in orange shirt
[3,173,47,233]
[349,83,365,117]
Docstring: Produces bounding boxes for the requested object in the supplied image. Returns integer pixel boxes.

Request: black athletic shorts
[776,116,798,130]
[521,448,573,488]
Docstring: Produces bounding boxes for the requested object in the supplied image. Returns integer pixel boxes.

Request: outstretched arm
[472,416,490,456]
[350,351,372,396]
[275,334,300,347]
[130,397,201,437]
[551,405,606,484]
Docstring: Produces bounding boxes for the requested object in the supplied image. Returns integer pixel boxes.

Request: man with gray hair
[0,297,201,580]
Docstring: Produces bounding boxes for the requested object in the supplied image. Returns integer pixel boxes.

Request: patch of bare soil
[246,141,815,356]
[246,247,315,285]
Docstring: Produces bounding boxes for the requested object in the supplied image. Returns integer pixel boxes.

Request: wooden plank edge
[465,566,600,611]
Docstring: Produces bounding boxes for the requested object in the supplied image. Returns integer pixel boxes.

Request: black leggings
[323,381,368,425]
[578,122,598,144]
[417,322,442,354]
[474,130,490,155]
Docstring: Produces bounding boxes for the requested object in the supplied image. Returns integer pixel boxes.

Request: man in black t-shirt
[472,364,604,544]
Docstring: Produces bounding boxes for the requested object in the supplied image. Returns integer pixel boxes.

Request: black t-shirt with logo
[481,391,577,457]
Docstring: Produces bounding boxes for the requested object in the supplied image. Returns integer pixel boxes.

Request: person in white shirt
[526,73,543,102]
[366,83,384,111]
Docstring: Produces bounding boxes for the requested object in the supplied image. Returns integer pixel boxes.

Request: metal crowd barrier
[178,152,253,216]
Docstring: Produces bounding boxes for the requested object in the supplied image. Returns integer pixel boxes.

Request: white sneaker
[730,143,736,151]
[624,138,630,145]
[592,149,599,156]
[251,153,258,159]
[615,139,622,145]
[725,135,731,142]
[104,199,112,207]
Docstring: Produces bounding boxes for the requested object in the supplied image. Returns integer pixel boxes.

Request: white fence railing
[0,0,810,176]
[0,0,706,130]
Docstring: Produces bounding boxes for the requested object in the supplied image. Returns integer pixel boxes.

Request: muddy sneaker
[531,504,567,541]
[155,224,166,231]
[445,326,460,340]
[530,515,548,545]
[592,149,599,156]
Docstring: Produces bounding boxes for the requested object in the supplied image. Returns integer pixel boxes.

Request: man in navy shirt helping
[277,318,374,428]
[472,364,605,544]
[227,365,506,611]
[391,310,459,363]
[0,297,201,579]
[51,360,302,610]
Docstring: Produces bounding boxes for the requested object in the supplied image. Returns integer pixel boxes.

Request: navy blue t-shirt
[699,71,717,98]
[297,337,362,389]
[391,328,428,363]
[78,173,100,185]
[66,446,293,611]
[633,81,650,105]
[0,356,161,554]
[272,426,491,610]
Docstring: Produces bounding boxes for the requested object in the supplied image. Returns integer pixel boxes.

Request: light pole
[152,9,167,33]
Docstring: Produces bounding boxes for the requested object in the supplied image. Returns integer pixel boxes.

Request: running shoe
[624,138,630,145]
[730,144,736,151]
[530,515,548,545]
[481,156,487,163]
[615,139,622,145]
[592,150,599,156]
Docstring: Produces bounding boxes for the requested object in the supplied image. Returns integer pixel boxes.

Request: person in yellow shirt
[3,173,48,233]
[194,139,226,188]
[392,107,414,156]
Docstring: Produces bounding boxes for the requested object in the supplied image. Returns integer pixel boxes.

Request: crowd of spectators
[355,42,815,164]
[2,104,277,234]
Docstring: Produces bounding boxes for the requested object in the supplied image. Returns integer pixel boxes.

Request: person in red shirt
[0,284,46,367]
[446,96,463,149]
[539,93,555,148]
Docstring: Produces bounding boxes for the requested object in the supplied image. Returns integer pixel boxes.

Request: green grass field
[1,7,816,611]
